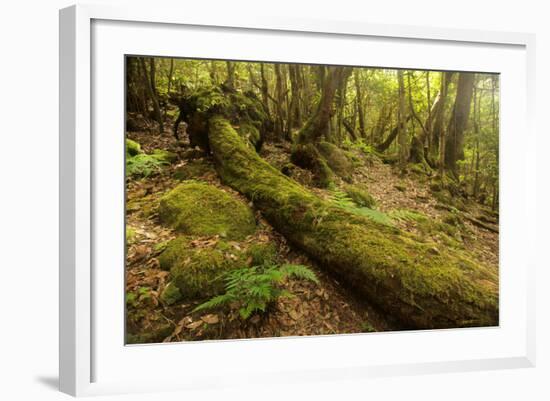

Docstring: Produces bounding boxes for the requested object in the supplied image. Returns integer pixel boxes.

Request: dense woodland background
[127,58,499,204]
[124,57,499,343]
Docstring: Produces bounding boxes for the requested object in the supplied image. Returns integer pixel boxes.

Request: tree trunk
[375,115,411,153]
[431,72,453,167]
[288,64,302,130]
[445,73,475,174]
[208,116,498,329]
[259,64,270,115]
[225,61,236,90]
[296,66,349,144]
[138,57,164,133]
[354,69,366,138]
[274,64,287,141]
[397,71,408,170]
[472,84,481,198]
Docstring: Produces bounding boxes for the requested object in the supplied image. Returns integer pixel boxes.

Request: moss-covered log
[208,116,498,329]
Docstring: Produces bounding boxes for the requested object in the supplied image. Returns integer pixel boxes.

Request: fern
[193,263,319,320]
[126,154,168,178]
[280,264,320,284]
[352,207,394,225]
[329,189,393,226]
[389,209,428,223]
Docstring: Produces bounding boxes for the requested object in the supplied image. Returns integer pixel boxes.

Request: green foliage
[345,139,382,159]
[389,209,428,223]
[194,263,319,320]
[126,153,167,178]
[350,207,394,226]
[329,188,392,226]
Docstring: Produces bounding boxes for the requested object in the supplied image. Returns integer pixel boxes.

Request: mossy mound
[158,181,256,240]
[173,159,216,181]
[160,281,182,305]
[343,184,376,208]
[290,143,333,188]
[317,141,354,182]
[126,138,142,157]
[247,242,278,266]
[159,236,278,300]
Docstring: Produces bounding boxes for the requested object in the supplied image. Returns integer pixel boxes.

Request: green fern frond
[192,262,319,321]
[389,209,428,223]
[280,264,320,284]
[193,294,233,313]
[329,188,392,226]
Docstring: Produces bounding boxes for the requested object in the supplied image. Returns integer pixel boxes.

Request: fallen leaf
[201,314,219,324]
[186,320,203,330]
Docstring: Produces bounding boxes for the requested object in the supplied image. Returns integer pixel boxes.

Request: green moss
[343,184,376,208]
[159,236,247,299]
[410,163,428,175]
[126,138,142,157]
[173,159,215,181]
[237,122,261,150]
[126,227,137,244]
[153,240,170,253]
[159,181,256,240]
[443,211,462,227]
[317,141,354,182]
[246,242,278,266]
[127,193,160,218]
[160,281,182,305]
[290,143,333,188]
[151,149,178,164]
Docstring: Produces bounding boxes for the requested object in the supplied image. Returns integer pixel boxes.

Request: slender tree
[138,57,163,133]
[397,70,408,170]
[444,72,475,175]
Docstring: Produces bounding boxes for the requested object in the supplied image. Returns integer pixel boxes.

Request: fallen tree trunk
[208,116,498,329]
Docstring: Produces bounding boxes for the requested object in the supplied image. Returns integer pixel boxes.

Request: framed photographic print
[59,4,536,396]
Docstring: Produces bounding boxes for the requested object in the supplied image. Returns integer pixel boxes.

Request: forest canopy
[125,56,499,343]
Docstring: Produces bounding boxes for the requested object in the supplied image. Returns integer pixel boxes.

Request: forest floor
[125,114,499,344]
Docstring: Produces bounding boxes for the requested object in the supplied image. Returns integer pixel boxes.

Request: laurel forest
[124,57,499,343]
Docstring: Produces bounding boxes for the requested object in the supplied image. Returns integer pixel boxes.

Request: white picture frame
[59,4,536,397]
